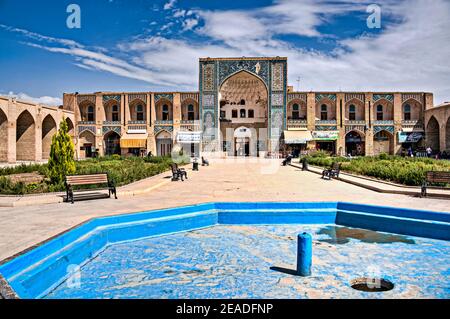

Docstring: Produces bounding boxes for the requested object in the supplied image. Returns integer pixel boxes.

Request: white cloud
[5,91,62,106]
[163,0,177,10]
[182,18,198,31]
[2,0,450,104]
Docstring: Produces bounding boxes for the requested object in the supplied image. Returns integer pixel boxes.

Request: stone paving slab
[0,159,449,262]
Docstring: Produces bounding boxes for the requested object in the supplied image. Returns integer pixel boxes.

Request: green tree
[48,118,76,183]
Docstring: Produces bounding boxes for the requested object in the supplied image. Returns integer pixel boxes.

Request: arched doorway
[0,108,8,162]
[345,131,365,156]
[233,126,255,156]
[16,110,36,161]
[426,116,440,152]
[65,118,75,136]
[156,130,172,156]
[104,131,121,156]
[373,130,394,155]
[42,115,57,160]
[219,71,268,156]
[79,130,96,158]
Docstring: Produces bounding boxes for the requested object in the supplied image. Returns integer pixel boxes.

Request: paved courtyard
[0,158,449,261]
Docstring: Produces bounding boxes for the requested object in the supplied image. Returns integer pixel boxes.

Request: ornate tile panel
[402,93,422,104]
[202,64,215,92]
[202,94,215,108]
[288,93,307,103]
[315,94,336,103]
[154,125,173,135]
[373,94,394,103]
[77,95,96,105]
[102,95,121,104]
[271,63,284,91]
[271,93,284,107]
[345,93,365,103]
[128,93,147,104]
[218,60,270,87]
[102,126,121,135]
[155,93,173,103]
[374,125,394,134]
[78,126,96,135]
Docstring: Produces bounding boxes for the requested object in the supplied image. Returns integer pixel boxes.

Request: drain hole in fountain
[350,277,394,292]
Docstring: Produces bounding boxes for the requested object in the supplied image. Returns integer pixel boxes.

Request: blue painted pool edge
[0,201,448,299]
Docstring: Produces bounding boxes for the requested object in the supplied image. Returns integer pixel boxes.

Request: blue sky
[1,0,449,105]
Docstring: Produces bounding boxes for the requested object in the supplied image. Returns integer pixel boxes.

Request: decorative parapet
[345,120,366,125]
[103,121,121,125]
[77,121,96,125]
[373,94,394,103]
[128,120,147,125]
[154,120,173,125]
[345,93,365,103]
[315,120,337,125]
[401,120,424,131]
[373,120,394,125]
[315,94,336,103]
[287,93,307,103]
[287,119,307,129]
[77,95,96,105]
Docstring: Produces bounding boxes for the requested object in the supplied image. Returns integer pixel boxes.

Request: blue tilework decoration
[374,125,394,134]
[102,126,121,135]
[315,94,336,103]
[102,95,121,104]
[155,94,173,103]
[373,94,394,103]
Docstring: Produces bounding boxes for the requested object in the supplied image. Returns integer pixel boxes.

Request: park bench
[421,171,450,197]
[171,163,188,181]
[322,162,341,180]
[65,173,117,204]
[282,155,292,166]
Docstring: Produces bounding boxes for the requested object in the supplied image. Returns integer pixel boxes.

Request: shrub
[47,119,76,184]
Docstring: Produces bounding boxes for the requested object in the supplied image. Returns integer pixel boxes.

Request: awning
[284,130,313,144]
[177,131,202,144]
[120,133,148,148]
[312,131,339,141]
[398,132,423,143]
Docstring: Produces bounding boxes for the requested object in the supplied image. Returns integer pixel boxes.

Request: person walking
[426,146,432,158]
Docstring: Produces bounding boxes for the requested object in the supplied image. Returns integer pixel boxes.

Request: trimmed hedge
[302,153,450,186]
[0,156,184,195]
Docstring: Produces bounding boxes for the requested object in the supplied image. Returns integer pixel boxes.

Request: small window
[240,109,246,118]
[320,104,328,121]
[349,104,356,121]
[404,104,411,121]
[136,105,144,121]
[376,104,383,121]
[232,109,238,118]
[162,104,170,121]
[240,99,246,105]
[292,103,299,120]
[87,105,94,121]
[220,110,226,119]
[188,104,195,121]
[112,105,119,121]
[248,109,254,118]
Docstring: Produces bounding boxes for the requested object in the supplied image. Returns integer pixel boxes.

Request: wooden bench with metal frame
[171,163,188,181]
[421,171,450,197]
[322,162,341,180]
[65,173,117,204]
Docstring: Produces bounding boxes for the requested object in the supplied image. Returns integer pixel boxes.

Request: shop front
[120,132,148,157]
[176,131,202,157]
[283,130,313,157]
[398,131,424,153]
[312,131,339,155]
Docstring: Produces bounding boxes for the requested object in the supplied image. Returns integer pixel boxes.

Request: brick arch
[372,99,394,121]
[426,116,440,151]
[345,98,365,121]
[155,98,173,121]
[41,114,57,160]
[373,130,394,155]
[16,110,36,161]
[402,98,423,121]
[65,117,75,136]
[181,98,199,121]
[78,100,96,122]
[0,108,8,162]
[315,98,336,121]
[345,130,365,156]
[287,99,307,120]
[128,98,146,122]
[103,99,120,122]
